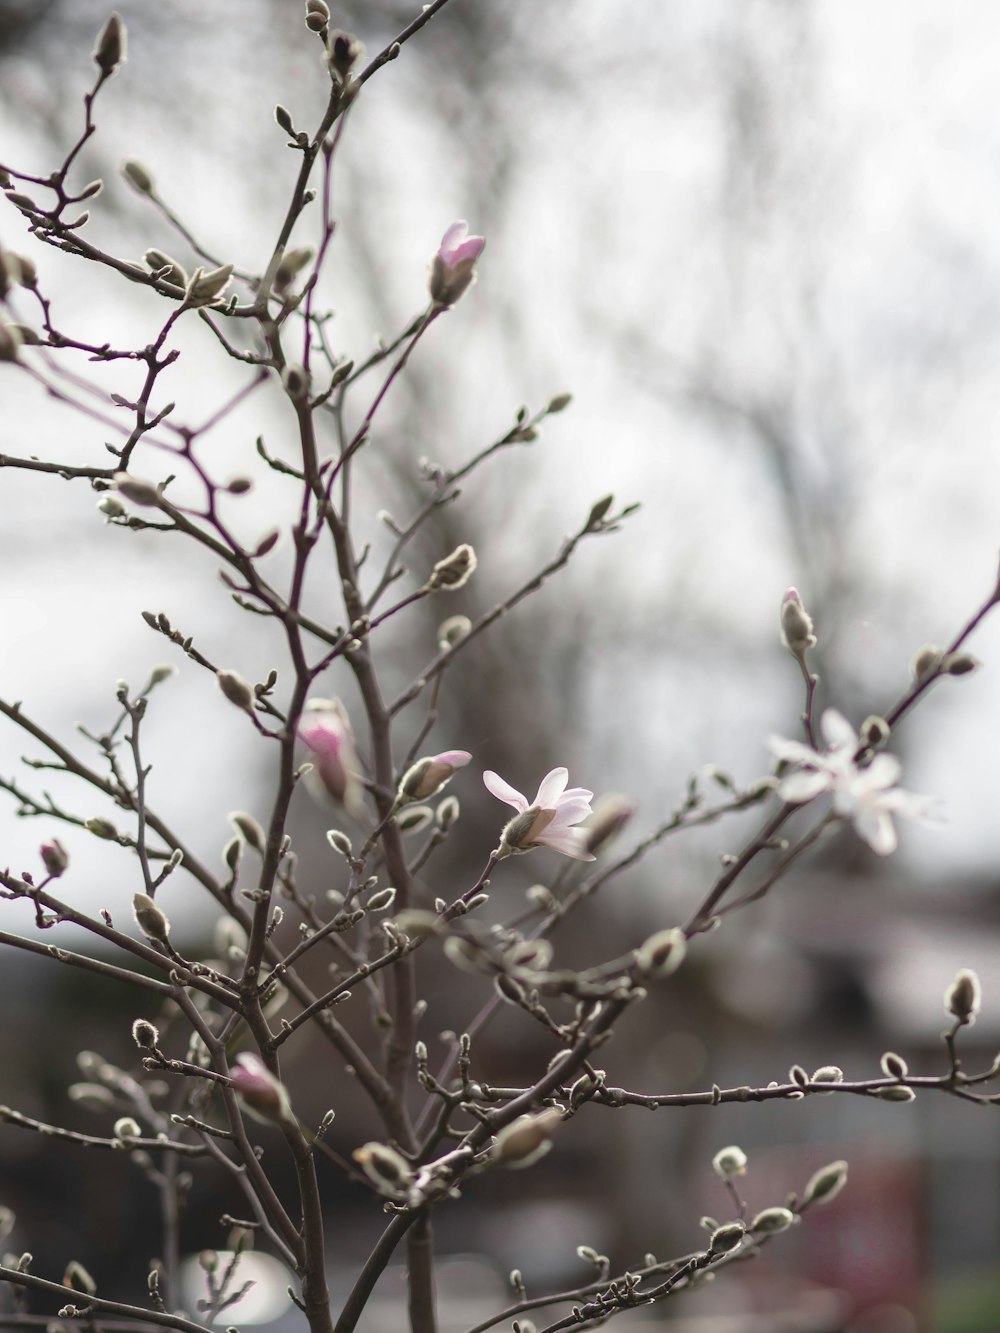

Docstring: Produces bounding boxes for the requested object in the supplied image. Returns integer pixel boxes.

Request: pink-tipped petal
[434,749,472,769]
[439,221,468,259]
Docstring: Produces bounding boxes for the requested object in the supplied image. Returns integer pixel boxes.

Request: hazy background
[2,3,1000,1331]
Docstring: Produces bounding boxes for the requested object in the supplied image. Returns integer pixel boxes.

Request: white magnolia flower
[768,709,934,856]
[484,766,595,861]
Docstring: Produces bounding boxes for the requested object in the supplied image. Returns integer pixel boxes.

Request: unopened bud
[217,670,255,713]
[366,886,396,912]
[634,928,686,979]
[750,1206,795,1236]
[810,1066,843,1094]
[397,805,433,833]
[93,12,126,76]
[438,615,472,650]
[131,1018,159,1050]
[84,817,118,841]
[274,246,314,291]
[880,1051,908,1079]
[801,1159,848,1207]
[282,364,310,400]
[910,644,942,682]
[144,248,187,288]
[187,264,234,304]
[326,829,353,857]
[875,1085,916,1102]
[941,651,979,677]
[436,795,460,829]
[230,1052,292,1123]
[114,472,160,507]
[353,1142,412,1196]
[490,1109,563,1168]
[0,323,22,362]
[712,1145,747,1179]
[861,715,890,746]
[133,892,170,943]
[547,392,573,414]
[945,967,981,1025]
[708,1222,745,1255]
[40,840,69,878]
[398,750,472,802]
[113,1116,141,1141]
[122,159,154,195]
[582,794,636,854]
[425,544,477,592]
[62,1260,96,1296]
[780,587,816,659]
[326,30,363,81]
[229,811,266,854]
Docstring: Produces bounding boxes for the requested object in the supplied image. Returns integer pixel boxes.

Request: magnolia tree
[0,7,998,1333]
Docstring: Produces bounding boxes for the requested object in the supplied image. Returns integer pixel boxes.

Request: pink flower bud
[298,698,365,817]
[40,839,69,878]
[230,1053,292,1124]
[398,750,472,803]
[429,222,485,307]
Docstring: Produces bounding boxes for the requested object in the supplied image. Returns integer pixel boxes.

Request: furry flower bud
[780,587,816,659]
[945,968,981,1026]
[133,893,170,943]
[801,1159,848,1206]
[425,544,477,592]
[398,750,472,803]
[712,1145,747,1179]
[93,12,126,76]
[353,1142,413,1197]
[489,1109,563,1169]
[217,670,255,713]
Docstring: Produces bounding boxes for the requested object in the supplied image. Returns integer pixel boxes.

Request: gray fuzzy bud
[114,473,160,507]
[131,1019,159,1050]
[93,12,126,75]
[750,1206,795,1236]
[229,811,267,854]
[708,1222,745,1255]
[122,160,154,195]
[945,968,981,1025]
[217,670,255,713]
[426,544,477,592]
[801,1159,848,1207]
[133,893,170,942]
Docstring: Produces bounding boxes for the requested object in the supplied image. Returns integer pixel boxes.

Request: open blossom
[484,767,596,862]
[398,750,472,803]
[768,709,934,856]
[297,698,365,817]
[429,221,485,306]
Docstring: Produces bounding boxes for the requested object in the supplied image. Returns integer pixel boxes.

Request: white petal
[483,770,528,811]
[852,754,902,795]
[768,735,823,766]
[534,767,568,808]
[548,796,593,828]
[853,808,897,855]
[778,770,833,803]
[535,826,596,861]
[820,710,859,751]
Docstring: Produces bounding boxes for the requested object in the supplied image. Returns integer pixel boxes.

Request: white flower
[484,767,595,861]
[768,709,934,856]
